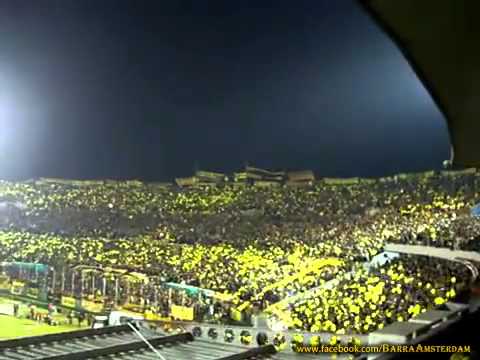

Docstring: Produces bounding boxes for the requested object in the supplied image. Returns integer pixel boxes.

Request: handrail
[38,332,194,360]
[215,345,276,360]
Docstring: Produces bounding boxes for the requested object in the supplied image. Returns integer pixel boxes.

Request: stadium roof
[360,0,480,167]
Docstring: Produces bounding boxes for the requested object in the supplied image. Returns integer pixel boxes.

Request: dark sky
[0,0,450,181]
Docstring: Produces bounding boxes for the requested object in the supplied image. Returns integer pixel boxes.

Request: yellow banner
[144,312,170,322]
[61,296,76,308]
[170,305,194,321]
[82,300,103,313]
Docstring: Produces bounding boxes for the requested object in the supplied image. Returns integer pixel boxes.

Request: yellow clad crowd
[287,256,469,334]
[0,169,479,334]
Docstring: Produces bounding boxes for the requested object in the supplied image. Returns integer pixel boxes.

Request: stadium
[1,164,480,359]
[1,0,480,359]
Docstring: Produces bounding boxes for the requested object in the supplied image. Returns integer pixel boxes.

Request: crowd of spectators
[288,255,470,334]
[0,169,479,334]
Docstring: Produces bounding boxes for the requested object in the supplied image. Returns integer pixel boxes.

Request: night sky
[0,0,450,181]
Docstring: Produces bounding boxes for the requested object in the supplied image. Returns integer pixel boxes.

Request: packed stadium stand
[0,166,479,359]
